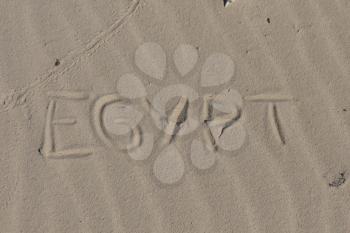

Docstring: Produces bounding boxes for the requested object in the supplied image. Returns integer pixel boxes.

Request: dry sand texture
[1,0,350,232]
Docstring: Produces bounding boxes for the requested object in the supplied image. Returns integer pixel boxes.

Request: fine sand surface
[1,0,350,232]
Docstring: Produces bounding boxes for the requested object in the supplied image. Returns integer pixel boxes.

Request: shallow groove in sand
[0,0,141,114]
[242,0,350,231]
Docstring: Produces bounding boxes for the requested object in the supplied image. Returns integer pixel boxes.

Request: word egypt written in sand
[40,43,294,185]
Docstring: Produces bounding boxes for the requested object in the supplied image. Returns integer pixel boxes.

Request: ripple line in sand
[242,2,331,232]
[0,0,141,114]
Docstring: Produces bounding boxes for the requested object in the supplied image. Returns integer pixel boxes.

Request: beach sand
[1,0,350,232]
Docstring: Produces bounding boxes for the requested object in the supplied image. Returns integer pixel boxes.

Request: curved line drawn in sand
[151,84,199,138]
[162,96,189,145]
[42,43,294,186]
[245,92,294,145]
[0,0,142,114]
[92,94,144,151]
[268,103,286,145]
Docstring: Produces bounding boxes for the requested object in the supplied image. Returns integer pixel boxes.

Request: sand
[1,0,350,232]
